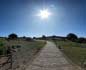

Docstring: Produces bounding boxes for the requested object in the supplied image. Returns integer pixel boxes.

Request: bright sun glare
[37,9,51,19]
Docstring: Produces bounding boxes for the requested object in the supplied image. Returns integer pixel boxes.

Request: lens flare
[37,9,51,19]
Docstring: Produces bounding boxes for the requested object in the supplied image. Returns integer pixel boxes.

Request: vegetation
[54,40,86,66]
[8,33,18,39]
[0,33,85,69]
[66,33,86,43]
[0,33,46,57]
[0,37,46,56]
[77,37,86,43]
[67,33,78,42]
[42,35,46,40]
[0,37,46,70]
[0,39,5,55]
[25,37,33,41]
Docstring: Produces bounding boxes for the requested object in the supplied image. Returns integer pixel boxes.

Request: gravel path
[26,41,80,70]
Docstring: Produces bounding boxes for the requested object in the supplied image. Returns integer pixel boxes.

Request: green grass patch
[0,38,46,70]
[0,38,46,56]
[27,41,46,53]
[54,40,86,66]
[0,39,5,55]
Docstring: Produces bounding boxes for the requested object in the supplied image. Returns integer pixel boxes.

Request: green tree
[42,35,46,40]
[67,33,78,42]
[8,33,18,39]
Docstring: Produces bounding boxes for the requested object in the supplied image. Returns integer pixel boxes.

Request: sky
[0,0,86,37]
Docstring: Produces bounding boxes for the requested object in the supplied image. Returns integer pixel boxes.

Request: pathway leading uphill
[26,41,80,70]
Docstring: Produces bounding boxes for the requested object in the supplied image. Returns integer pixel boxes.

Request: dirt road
[26,41,80,70]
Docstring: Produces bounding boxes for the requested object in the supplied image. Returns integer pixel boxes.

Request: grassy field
[0,38,6,55]
[54,40,86,66]
[0,38,46,70]
[0,38,46,55]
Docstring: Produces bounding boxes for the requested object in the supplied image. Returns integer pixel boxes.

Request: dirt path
[26,41,80,70]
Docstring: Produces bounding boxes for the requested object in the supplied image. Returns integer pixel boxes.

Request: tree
[25,37,33,41]
[8,33,18,39]
[52,35,57,39]
[33,37,36,39]
[42,35,46,40]
[67,33,78,42]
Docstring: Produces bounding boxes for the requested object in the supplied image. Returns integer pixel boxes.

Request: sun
[37,9,51,19]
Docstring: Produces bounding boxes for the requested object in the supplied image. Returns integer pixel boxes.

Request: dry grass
[0,38,46,70]
[54,40,86,66]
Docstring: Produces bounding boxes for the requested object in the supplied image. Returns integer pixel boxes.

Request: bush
[0,49,3,55]
[52,35,57,39]
[42,35,46,40]
[67,33,78,42]
[25,37,33,41]
[12,45,21,49]
[33,37,36,39]
[77,37,86,43]
[0,41,5,55]
[0,42,4,46]
[8,33,18,39]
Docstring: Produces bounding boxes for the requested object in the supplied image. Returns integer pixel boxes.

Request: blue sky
[0,0,85,37]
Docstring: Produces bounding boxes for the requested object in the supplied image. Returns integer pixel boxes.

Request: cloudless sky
[0,0,86,37]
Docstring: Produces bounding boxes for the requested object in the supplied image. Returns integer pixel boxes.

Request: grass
[0,38,46,69]
[0,38,46,56]
[54,40,86,66]
[0,39,6,55]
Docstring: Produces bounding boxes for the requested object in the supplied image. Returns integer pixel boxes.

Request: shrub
[33,37,36,39]
[67,33,78,42]
[0,41,5,55]
[8,33,18,39]
[42,35,46,40]
[25,37,33,41]
[52,35,57,39]
[77,37,86,43]
[16,45,21,48]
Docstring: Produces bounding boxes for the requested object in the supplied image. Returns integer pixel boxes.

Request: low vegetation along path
[26,41,79,70]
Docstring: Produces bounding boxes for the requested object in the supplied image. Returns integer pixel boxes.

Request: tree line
[67,33,86,43]
[3,33,86,43]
